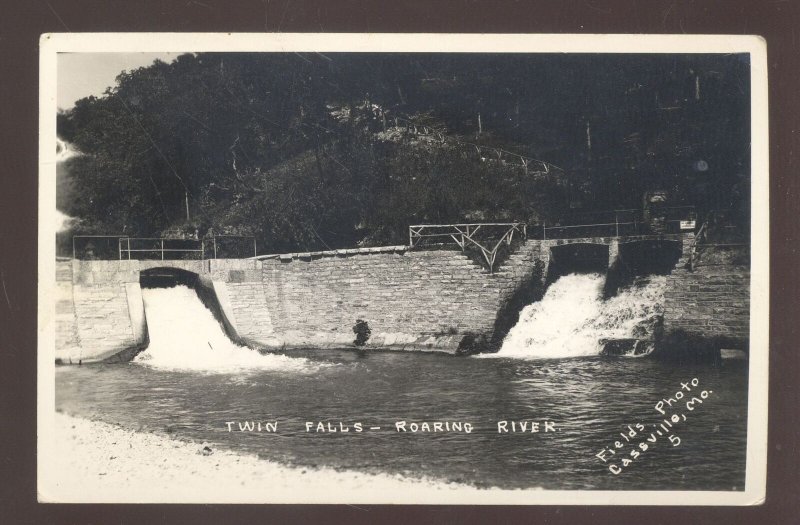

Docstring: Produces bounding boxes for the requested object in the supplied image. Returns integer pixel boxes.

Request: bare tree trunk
[586,120,592,150]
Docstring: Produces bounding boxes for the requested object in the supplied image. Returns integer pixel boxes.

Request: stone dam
[53,234,750,363]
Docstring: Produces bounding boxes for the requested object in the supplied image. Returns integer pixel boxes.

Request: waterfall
[56,137,78,232]
[134,285,325,373]
[482,273,666,359]
[56,138,77,162]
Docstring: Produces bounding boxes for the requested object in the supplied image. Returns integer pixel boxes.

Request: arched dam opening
[139,267,200,289]
[546,243,610,285]
[485,241,681,360]
[604,240,683,298]
[135,267,314,372]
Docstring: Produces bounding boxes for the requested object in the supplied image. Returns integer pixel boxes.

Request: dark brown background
[1,1,797,523]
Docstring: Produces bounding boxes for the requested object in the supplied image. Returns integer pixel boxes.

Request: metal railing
[542,206,696,240]
[118,237,205,260]
[72,235,257,260]
[542,217,639,240]
[688,219,749,271]
[72,235,124,260]
[208,235,258,259]
[408,223,526,272]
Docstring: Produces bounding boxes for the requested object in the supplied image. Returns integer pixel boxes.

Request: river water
[55,275,749,491]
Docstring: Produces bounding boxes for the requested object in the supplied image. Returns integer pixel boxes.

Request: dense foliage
[57,52,750,254]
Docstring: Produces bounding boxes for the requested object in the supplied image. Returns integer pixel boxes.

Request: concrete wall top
[138,260,208,273]
[254,245,408,262]
[70,234,692,286]
[541,234,686,247]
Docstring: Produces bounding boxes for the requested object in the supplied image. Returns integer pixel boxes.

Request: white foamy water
[484,273,666,359]
[56,138,77,162]
[56,138,79,232]
[135,285,324,373]
[55,209,76,233]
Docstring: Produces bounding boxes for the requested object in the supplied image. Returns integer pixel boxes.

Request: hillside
[56,52,751,254]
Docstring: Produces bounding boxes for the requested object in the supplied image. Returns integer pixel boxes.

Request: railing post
[161,239,164,260]
[253,237,257,257]
[118,238,122,260]
[127,238,131,260]
[543,221,546,240]
[72,237,76,260]
[213,237,217,259]
[615,212,619,237]
[201,239,205,261]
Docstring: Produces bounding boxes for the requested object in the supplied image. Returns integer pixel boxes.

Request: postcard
[38,33,768,504]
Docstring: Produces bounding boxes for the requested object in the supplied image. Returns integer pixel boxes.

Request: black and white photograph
[37,33,768,504]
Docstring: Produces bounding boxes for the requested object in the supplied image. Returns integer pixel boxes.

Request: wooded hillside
[57,52,750,254]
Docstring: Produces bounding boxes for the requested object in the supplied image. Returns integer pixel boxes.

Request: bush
[352,319,371,346]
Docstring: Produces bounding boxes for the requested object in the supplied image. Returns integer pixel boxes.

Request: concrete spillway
[134,284,323,373]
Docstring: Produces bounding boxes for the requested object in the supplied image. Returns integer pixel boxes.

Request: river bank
[41,412,499,503]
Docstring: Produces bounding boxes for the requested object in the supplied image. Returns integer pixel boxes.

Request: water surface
[56,350,748,491]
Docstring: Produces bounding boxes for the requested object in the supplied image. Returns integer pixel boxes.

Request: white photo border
[38,33,769,505]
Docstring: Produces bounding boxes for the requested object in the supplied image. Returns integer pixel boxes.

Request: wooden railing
[408,223,526,273]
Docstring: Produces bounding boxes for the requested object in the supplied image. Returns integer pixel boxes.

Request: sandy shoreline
[41,412,512,503]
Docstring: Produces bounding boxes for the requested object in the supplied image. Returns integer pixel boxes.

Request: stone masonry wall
[55,260,80,362]
[59,233,749,361]
[216,243,547,353]
[64,260,148,362]
[663,238,750,350]
[58,247,547,360]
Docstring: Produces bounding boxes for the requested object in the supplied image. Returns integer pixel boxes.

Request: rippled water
[56,351,748,491]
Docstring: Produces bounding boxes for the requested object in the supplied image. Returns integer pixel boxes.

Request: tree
[58,52,750,253]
